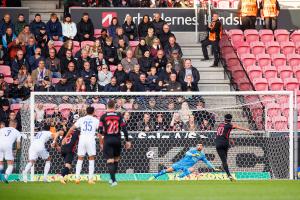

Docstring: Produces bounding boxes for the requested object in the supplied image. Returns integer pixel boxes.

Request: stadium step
[198,79,232,91]
[22,0,60,10]
[29,9,64,22]
[197,67,226,80]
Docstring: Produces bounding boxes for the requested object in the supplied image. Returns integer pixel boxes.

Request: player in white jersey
[62,106,99,184]
[0,120,21,183]
[22,124,60,183]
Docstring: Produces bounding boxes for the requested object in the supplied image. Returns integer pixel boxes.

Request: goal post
[18,91,296,181]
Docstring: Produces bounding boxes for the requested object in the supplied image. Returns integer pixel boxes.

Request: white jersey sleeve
[76,115,99,137]
[33,131,53,145]
[0,127,21,147]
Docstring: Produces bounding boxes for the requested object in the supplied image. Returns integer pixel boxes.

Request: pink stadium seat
[0,65,11,77]
[129,41,139,47]
[229,29,244,43]
[293,65,300,82]
[273,116,288,131]
[231,0,239,8]
[94,29,102,38]
[58,104,73,119]
[272,54,286,68]
[280,41,296,55]
[91,103,106,110]
[274,29,290,43]
[296,90,300,104]
[4,77,13,84]
[218,0,230,8]
[266,103,281,117]
[262,65,278,80]
[43,103,57,115]
[240,53,256,68]
[53,41,63,52]
[266,117,273,130]
[244,29,259,43]
[237,80,252,91]
[235,41,250,54]
[281,104,290,118]
[250,41,265,54]
[259,29,274,43]
[232,69,247,80]
[284,77,299,91]
[256,54,271,68]
[253,77,268,91]
[295,42,300,53]
[51,78,60,85]
[247,65,262,80]
[268,78,284,91]
[298,116,300,129]
[10,104,21,113]
[266,41,280,55]
[73,41,80,47]
[278,65,293,79]
[72,41,81,56]
[287,54,300,67]
[81,41,95,48]
[290,30,300,43]
[123,103,133,110]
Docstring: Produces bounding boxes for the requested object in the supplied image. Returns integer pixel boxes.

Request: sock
[223,163,231,177]
[4,165,13,180]
[88,160,95,181]
[113,162,119,173]
[24,162,33,174]
[154,169,167,178]
[0,164,3,174]
[107,163,115,182]
[43,161,51,180]
[61,167,70,177]
[75,160,83,180]
[178,169,192,179]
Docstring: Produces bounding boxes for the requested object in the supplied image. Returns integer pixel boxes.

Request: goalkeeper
[153,143,218,179]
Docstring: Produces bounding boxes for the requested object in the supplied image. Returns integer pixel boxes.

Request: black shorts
[103,136,122,159]
[61,151,75,164]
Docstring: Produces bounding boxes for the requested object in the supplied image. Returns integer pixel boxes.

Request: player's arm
[62,124,76,145]
[121,117,131,150]
[98,117,104,150]
[51,131,63,148]
[185,149,199,157]
[232,124,251,133]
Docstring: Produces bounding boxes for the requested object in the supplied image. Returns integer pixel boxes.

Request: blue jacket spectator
[11,50,30,77]
[104,77,120,91]
[46,14,63,41]
[0,14,15,36]
[2,28,16,48]
[30,14,46,37]
[107,17,119,38]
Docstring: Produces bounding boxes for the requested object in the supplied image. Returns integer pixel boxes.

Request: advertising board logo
[102,12,117,27]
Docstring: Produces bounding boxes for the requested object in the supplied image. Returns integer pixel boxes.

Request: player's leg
[216,146,232,178]
[87,139,96,184]
[0,151,4,180]
[3,160,14,183]
[23,146,37,182]
[75,139,86,183]
[110,140,122,185]
[43,156,51,182]
[178,167,195,179]
[153,167,174,179]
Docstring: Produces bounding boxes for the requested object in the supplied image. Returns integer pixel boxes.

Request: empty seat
[247,65,263,80]
[278,65,293,79]
[123,103,133,110]
[91,103,106,118]
[225,53,240,67]
[295,42,300,53]
[10,104,21,113]
[229,29,244,43]
[0,65,11,77]
[231,0,239,8]
[244,29,259,43]
[129,41,139,47]
[256,54,271,68]
[232,69,247,80]
[218,0,230,8]
[273,116,288,131]
[4,77,13,84]
[284,77,299,91]
[281,104,290,118]
[290,30,300,43]
[274,29,290,43]
[280,41,296,55]
[253,77,268,91]
[293,65,300,82]
[266,103,281,117]
[58,104,73,119]
[81,41,95,48]
[262,65,278,80]
[250,41,265,54]
[53,41,63,52]
[43,103,57,115]
[237,80,252,91]
[94,29,102,38]
[287,54,300,67]
[272,54,286,68]
[235,41,250,55]
[259,29,274,43]
[268,77,284,90]
[240,53,256,68]
[266,41,280,55]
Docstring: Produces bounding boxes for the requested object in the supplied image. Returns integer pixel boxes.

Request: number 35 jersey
[74,115,100,138]
[99,112,126,137]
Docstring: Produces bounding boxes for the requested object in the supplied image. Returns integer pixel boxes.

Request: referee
[99,100,131,186]
[215,114,251,181]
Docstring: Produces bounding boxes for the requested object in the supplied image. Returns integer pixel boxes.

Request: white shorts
[28,144,49,161]
[77,137,96,157]
[0,145,14,161]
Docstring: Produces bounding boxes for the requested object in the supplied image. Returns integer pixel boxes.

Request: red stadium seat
[81,41,95,48]
[278,65,293,79]
[94,29,102,38]
[53,41,63,52]
[43,103,57,115]
[0,65,11,77]
[231,0,239,8]
[272,54,286,68]
[287,54,300,67]
[10,104,21,113]
[229,29,244,43]
[273,116,288,131]
[295,42,300,53]
[268,78,284,90]
[58,104,73,119]
[266,103,281,117]
[91,103,106,119]
[237,80,252,91]
[280,41,296,56]
[51,78,60,85]
[4,77,13,84]
[256,54,271,68]
[232,69,247,80]
[250,41,265,54]
[266,41,280,55]
[240,53,256,68]
[123,103,133,110]
[281,104,290,118]
[262,65,278,80]
[244,29,259,43]
[235,41,250,55]
[293,65,300,82]
[247,65,263,80]
[259,29,274,43]
[290,30,300,43]
[274,29,290,43]
[225,53,240,67]
[296,90,300,104]
[284,77,299,91]
[72,41,81,56]
[253,77,268,91]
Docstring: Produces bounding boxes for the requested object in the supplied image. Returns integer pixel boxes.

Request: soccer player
[0,120,21,183]
[99,100,131,187]
[153,143,217,179]
[216,114,251,181]
[22,124,60,183]
[58,115,80,184]
[62,107,99,184]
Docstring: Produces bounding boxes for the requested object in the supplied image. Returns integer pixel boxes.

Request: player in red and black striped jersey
[215,114,251,181]
[99,100,131,187]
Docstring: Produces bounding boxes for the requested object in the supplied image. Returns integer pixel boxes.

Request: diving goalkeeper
[153,143,218,179]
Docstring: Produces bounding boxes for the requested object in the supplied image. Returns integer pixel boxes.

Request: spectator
[0,99,10,124]
[169,112,184,131]
[147,66,159,91]
[75,77,86,92]
[5,0,22,7]
[28,47,44,72]
[46,13,63,41]
[139,50,153,74]
[17,65,29,86]
[154,113,168,131]
[93,51,107,70]
[2,27,16,49]
[34,76,55,92]
[25,37,36,60]
[113,27,129,47]
[104,76,120,91]
[166,73,181,91]
[164,36,182,59]
[0,44,4,64]
[114,63,128,86]
[121,49,138,72]
[117,38,130,60]
[98,28,108,46]
[159,24,175,48]
[238,0,258,30]
[260,0,280,31]
[129,64,142,83]
[182,74,199,91]
[98,64,113,86]
[55,74,72,92]
[138,15,154,38]
[153,49,167,72]
[15,14,27,36]
[11,50,29,77]
[179,101,192,123]
[134,38,150,59]
[64,61,79,86]
[137,113,154,132]
[7,77,22,103]
[156,0,168,7]
[62,13,77,41]
[76,48,93,71]
[90,39,102,58]
[178,59,200,87]
[122,15,138,41]
[146,97,158,110]
[0,14,14,36]
[7,111,22,131]
[82,0,99,7]
[150,38,162,58]
[60,49,76,74]
[18,25,34,45]
[145,27,156,47]
[108,17,119,38]
[134,73,149,91]
[57,39,73,59]
[81,61,96,84]
[30,14,46,37]
[76,13,95,41]
[120,80,134,92]
[7,37,25,61]
[31,60,52,84]
[0,74,8,96]
[45,48,61,78]
[199,118,212,131]
[21,76,34,99]
[0,90,8,108]
[35,26,49,49]
[102,0,119,7]
[193,99,216,128]
[103,37,118,65]
[86,75,103,92]
[152,13,166,35]
[168,49,184,73]
[183,114,199,131]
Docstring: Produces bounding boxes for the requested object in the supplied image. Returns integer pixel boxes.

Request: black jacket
[55,82,73,92]
[152,19,166,35]
[153,56,168,72]
[60,57,77,74]
[76,18,94,39]
[86,82,104,92]
[102,43,118,64]
[30,20,46,36]
[159,31,175,48]
[138,21,154,38]
[134,80,150,92]
[122,21,138,40]
[138,56,154,73]
[114,70,128,85]
[178,67,200,85]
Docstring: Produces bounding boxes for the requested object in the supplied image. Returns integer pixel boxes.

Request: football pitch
[1,180,300,200]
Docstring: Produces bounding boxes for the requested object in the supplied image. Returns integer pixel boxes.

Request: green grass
[0,180,300,200]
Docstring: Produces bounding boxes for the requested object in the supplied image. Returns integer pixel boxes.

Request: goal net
[18,91,295,181]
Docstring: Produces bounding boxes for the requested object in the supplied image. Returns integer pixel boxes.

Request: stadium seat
[244,29,259,43]
[284,77,299,91]
[290,30,300,43]
[250,41,265,54]
[292,65,300,82]
[266,117,273,130]
[0,65,11,77]
[217,0,230,8]
[259,29,274,43]
[43,103,57,115]
[72,41,81,56]
[278,65,293,79]
[256,54,271,68]
[253,77,268,91]
[4,77,13,84]
[268,78,284,90]
[296,90,300,104]
[272,54,286,68]
[228,29,244,43]
[240,53,256,68]
[280,41,296,56]
[287,54,300,67]
[273,116,288,131]
[235,41,250,55]
[237,80,252,91]
[281,104,290,118]
[75,103,86,110]
[262,65,278,80]
[295,42,300,53]
[10,104,21,113]
[266,41,280,55]
[58,104,73,119]
[247,65,263,80]
[274,29,290,43]
[225,53,240,67]
[81,41,95,48]
[53,41,63,52]
[51,78,60,85]
[123,103,133,110]
[266,103,281,117]
[91,103,106,110]
[231,0,239,8]
[232,69,247,80]
[94,29,102,38]
[298,116,300,129]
